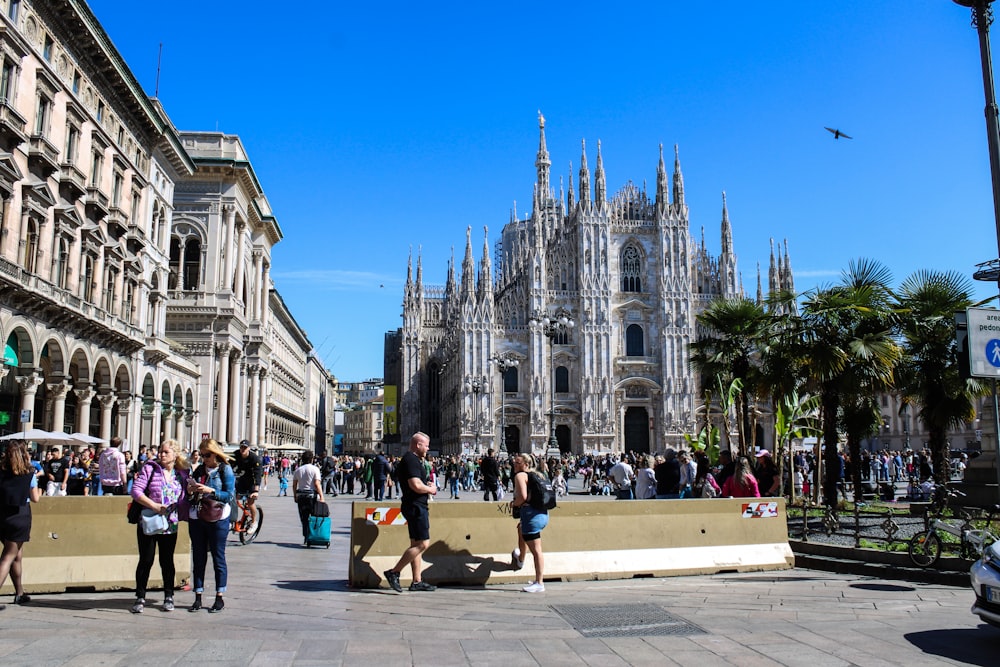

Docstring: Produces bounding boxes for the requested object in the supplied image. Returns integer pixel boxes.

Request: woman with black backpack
[509,453,549,593]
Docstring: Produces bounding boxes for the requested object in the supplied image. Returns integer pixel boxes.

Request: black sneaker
[409,581,436,592]
[209,596,225,613]
[383,569,403,593]
[13,594,30,605]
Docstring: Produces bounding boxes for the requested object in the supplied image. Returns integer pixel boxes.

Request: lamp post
[464,376,484,455]
[955,0,1000,497]
[529,308,575,453]
[491,353,520,454]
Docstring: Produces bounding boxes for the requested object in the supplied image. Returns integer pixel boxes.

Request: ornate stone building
[0,1,331,453]
[399,116,794,456]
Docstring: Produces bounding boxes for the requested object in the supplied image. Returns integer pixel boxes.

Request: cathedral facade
[399,117,793,456]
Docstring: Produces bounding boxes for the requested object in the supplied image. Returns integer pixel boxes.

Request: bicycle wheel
[240,506,263,544]
[909,530,941,567]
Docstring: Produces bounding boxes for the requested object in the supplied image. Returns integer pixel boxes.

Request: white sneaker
[522,582,545,593]
[511,548,523,570]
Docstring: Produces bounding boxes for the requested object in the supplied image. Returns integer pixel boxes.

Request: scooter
[970,539,1000,629]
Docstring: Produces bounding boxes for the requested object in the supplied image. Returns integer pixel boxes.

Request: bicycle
[908,489,998,567]
[230,493,264,545]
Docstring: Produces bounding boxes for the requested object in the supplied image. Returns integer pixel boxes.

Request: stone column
[151,396,162,447]
[47,380,71,433]
[116,396,132,441]
[257,369,268,447]
[248,365,261,446]
[228,354,244,444]
[251,250,263,320]
[162,407,174,441]
[216,343,231,442]
[75,388,94,434]
[15,374,43,430]
[97,393,116,443]
[94,248,105,306]
[260,262,270,328]
[234,220,247,303]
[222,205,235,291]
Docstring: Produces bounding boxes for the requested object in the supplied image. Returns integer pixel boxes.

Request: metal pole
[499,370,506,454]
[549,334,557,451]
[994,379,1000,490]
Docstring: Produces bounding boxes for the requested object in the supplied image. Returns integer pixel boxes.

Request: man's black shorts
[401,503,430,541]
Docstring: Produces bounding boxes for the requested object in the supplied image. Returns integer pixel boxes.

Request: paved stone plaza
[0,487,996,666]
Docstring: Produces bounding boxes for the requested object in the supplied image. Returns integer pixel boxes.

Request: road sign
[966,307,1000,378]
[19,409,30,423]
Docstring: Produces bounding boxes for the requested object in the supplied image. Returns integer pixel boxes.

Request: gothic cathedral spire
[579,140,591,206]
[655,143,669,212]
[477,225,493,303]
[673,144,685,208]
[595,139,606,204]
[536,111,551,203]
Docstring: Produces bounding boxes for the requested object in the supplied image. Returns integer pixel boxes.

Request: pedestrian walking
[509,453,549,593]
[0,440,43,608]
[382,432,437,593]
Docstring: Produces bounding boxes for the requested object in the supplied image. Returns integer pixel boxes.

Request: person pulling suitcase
[291,451,324,546]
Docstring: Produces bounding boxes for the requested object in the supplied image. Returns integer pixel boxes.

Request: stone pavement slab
[0,486,996,665]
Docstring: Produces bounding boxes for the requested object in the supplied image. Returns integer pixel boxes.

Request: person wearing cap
[231,440,262,529]
[754,449,780,496]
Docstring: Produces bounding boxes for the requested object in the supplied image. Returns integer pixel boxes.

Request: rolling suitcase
[306,514,331,548]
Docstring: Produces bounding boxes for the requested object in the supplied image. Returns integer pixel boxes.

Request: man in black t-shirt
[382,432,437,593]
[232,440,262,526]
[45,446,69,496]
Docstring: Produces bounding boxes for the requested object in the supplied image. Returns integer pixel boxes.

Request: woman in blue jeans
[186,438,234,613]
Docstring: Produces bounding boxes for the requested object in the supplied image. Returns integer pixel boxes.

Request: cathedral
[398,116,793,456]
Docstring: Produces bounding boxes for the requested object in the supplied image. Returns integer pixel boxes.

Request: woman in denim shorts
[509,453,549,593]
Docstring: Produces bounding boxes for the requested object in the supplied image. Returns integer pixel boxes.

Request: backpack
[527,471,557,510]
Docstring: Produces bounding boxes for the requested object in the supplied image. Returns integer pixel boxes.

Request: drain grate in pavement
[551,603,707,638]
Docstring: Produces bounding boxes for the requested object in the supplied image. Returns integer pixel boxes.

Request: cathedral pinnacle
[595,139,606,204]
[579,140,591,206]
[536,111,551,202]
[656,143,669,210]
[673,144,685,207]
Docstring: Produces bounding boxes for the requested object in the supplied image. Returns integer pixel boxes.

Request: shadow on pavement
[17,597,137,612]
[905,628,997,666]
[273,578,350,593]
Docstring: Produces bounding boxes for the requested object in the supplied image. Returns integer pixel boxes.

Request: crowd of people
[2,432,965,607]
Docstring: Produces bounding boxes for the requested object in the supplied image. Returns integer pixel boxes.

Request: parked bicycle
[909,489,998,567]
[230,493,264,545]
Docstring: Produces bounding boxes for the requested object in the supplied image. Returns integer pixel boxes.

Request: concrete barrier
[0,497,190,594]
[350,497,794,588]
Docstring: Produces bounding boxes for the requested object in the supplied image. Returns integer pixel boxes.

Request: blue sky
[86,0,1000,381]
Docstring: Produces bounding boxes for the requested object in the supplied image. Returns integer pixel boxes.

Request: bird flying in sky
[824,127,852,140]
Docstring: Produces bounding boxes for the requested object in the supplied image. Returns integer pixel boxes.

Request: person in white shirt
[291,451,324,545]
[609,458,635,500]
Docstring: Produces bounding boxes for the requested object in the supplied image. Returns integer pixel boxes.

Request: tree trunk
[822,389,841,509]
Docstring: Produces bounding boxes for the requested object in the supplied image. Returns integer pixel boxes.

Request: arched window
[626,324,644,357]
[620,244,642,292]
[184,239,201,289]
[81,255,95,301]
[555,366,569,393]
[503,366,518,393]
[23,219,38,272]
[54,238,69,289]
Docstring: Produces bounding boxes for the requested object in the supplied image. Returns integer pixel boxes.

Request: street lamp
[464,376,484,455]
[491,353,520,454]
[529,308,575,453]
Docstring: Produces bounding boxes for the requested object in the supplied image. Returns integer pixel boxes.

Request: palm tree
[894,269,988,487]
[690,297,771,457]
[800,259,900,508]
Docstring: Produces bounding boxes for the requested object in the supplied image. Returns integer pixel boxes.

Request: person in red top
[720,456,761,498]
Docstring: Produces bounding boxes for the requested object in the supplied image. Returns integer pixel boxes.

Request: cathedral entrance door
[556,425,571,454]
[624,406,650,454]
[504,425,521,454]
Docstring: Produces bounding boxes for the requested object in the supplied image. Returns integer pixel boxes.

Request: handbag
[126,500,142,524]
[197,500,229,523]
[140,508,169,535]
[311,499,330,517]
